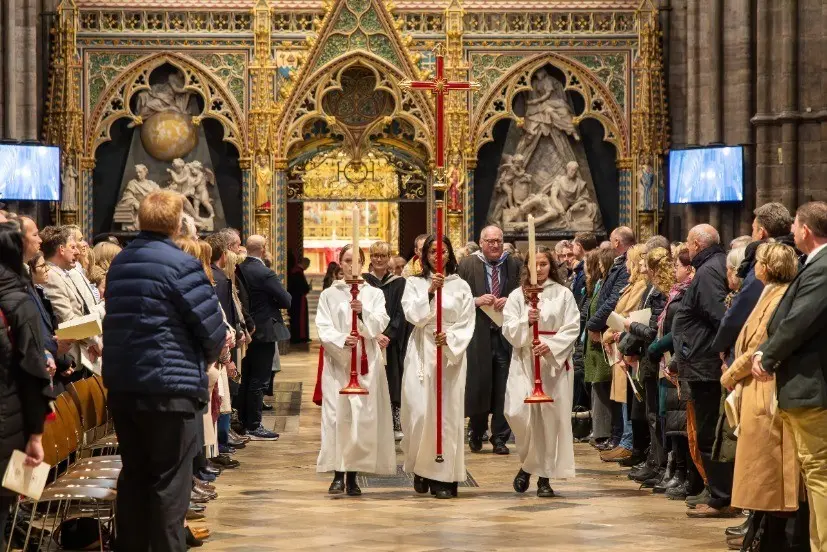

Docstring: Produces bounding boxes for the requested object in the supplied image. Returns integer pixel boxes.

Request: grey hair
[729,235,752,250]
[690,224,720,248]
[726,246,746,270]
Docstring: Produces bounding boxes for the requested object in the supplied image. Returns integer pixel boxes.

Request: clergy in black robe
[364,241,407,438]
[287,254,311,344]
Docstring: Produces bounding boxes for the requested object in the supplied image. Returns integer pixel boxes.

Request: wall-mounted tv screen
[0,144,61,202]
[668,145,744,204]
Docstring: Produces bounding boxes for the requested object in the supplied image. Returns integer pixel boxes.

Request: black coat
[0,266,53,485]
[586,252,629,332]
[672,245,728,382]
[236,257,292,343]
[458,253,522,416]
[761,246,827,409]
[363,272,406,405]
[647,287,688,436]
[621,284,666,380]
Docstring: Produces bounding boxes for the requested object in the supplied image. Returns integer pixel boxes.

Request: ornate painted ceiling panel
[76,0,641,8]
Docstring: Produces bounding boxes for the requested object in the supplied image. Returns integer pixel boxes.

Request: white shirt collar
[806,243,827,265]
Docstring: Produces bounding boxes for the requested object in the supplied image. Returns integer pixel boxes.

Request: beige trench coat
[721,283,800,512]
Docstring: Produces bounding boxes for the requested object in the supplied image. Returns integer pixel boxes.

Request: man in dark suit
[236,234,291,440]
[753,202,827,550]
[458,225,521,455]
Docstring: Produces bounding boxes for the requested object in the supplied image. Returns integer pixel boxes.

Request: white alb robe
[315,280,396,475]
[502,279,580,479]
[400,275,475,483]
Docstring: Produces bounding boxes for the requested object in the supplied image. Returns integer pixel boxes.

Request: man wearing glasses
[458,225,522,455]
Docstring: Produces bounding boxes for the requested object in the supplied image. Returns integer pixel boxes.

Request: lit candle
[528,214,537,285]
[352,205,361,278]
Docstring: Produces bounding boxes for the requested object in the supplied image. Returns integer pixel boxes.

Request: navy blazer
[235,257,292,343]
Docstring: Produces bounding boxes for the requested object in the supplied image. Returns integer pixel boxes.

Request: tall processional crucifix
[401,44,478,463]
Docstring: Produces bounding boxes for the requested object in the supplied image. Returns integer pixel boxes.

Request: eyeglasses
[36,264,49,273]
[371,253,389,259]
[482,239,503,245]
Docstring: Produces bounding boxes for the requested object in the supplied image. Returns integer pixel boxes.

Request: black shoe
[413,474,430,494]
[619,452,646,467]
[725,512,752,537]
[665,479,691,500]
[513,469,530,493]
[346,472,361,496]
[329,471,345,494]
[431,480,454,499]
[186,527,203,547]
[537,477,555,498]
[262,402,274,411]
[654,469,686,494]
[631,465,661,483]
[469,434,483,453]
[641,470,665,489]
[491,440,510,455]
[211,455,240,469]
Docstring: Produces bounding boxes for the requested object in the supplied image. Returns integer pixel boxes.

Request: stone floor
[195,344,735,551]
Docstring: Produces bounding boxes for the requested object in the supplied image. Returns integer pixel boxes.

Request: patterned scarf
[657,278,693,333]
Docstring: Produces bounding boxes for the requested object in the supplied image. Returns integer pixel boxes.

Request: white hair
[180,213,198,239]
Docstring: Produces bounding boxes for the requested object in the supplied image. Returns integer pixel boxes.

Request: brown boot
[599,447,632,462]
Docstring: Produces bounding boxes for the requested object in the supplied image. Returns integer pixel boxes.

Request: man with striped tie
[458,225,523,455]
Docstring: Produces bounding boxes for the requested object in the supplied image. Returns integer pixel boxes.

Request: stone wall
[663,0,827,243]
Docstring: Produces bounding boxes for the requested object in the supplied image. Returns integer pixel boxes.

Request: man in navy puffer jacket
[103,190,226,552]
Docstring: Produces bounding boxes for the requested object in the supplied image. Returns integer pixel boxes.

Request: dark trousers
[239,340,276,431]
[111,406,197,552]
[469,333,511,443]
[644,377,665,467]
[687,381,734,508]
[0,494,15,551]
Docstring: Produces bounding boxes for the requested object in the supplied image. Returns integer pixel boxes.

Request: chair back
[87,376,108,431]
[67,379,97,433]
[55,393,82,452]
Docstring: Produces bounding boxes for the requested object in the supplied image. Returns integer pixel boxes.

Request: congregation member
[570,231,597,411]
[287,253,311,345]
[102,190,227,551]
[65,225,105,315]
[363,241,407,440]
[236,235,291,440]
[40,225,101,375]
[753,201,827,551]
[671,224,733,517]
[586,227,634,342]
[401,235,475,499]
[719,243,800,549]
[316,245,395,496]
[391,255,406,277]
[0,222,53,551]
[711,203,793,361]
[402,234,427,277]
[503,246,580,498]
[459,225,522,455]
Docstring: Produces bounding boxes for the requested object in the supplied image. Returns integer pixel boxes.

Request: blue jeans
[619,402,633,450]
[217,413,231,445]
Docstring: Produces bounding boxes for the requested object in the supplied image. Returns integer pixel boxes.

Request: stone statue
[60,162,78,211]
[113,164,160,231]
[166,158,190,194]
[637,162,655,211]
[488,154,532,225]
[446,152,465,212]
[511,161,598,231]
[187,161,215,221]
[255,155,272,209]
[129,70,192,127]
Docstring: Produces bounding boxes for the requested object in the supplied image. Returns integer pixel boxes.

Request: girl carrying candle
[503,246,580,497]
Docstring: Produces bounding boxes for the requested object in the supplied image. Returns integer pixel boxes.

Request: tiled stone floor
[196,344,735,551]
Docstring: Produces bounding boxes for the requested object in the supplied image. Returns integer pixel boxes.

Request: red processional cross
[400,44,478,463]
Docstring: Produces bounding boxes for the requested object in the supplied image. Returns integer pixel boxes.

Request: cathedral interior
[0,0,824,277]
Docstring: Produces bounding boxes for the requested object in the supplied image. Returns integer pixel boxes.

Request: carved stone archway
[471,53,629,159]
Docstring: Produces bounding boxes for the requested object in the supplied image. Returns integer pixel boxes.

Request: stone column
[273,161,288,279]
[617,158,633,228]
[2,0,17,138]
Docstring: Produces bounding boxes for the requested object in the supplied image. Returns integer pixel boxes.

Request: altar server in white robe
[316,244,395,496]
[503,246,580,497]
[401,235,475,499]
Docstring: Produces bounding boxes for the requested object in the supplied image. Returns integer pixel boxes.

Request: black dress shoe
[537,477,555,498]
[641,471,665,489]
[262,402,274,411]
[346,472,362,496]
[491,441,510,455]
[211,455,240,469]
[413,474,430,494]
[468,434,483,453]
[665,479,691,500]
[513,469,530,493]
[329,471,345,494]
[654,470,686,494]
[632,465,661,483]
[725,512,752,537]
[430,480,454,499]
[186,527,203,547]
[202,465,221,476]
[618,452,646,467]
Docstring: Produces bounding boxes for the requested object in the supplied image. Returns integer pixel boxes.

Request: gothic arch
[85,52,246,158]
[275,53,434,162]
[471,53,629,158]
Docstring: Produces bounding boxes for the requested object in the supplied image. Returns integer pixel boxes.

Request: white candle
[352,205,361,278]
[528,214,537,285]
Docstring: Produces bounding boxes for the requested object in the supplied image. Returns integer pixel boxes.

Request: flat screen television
[668,145,744,204]
[0,143,61,202]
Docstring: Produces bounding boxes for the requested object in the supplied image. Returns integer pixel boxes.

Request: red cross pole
[401,44,478,463]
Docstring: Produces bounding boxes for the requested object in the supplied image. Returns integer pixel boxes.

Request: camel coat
[720,283,800,512]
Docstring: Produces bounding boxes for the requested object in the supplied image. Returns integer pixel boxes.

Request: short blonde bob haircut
[755,242,798,284]
[138,190,183,236]
[369,241,391,256]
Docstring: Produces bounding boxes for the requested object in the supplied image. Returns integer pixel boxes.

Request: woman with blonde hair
[720,243,800,545]
[600,243,649,462]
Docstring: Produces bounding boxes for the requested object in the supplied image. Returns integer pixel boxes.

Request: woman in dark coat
[646,245,695,495]
[287,253,311,344]
[0,222,54,549]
